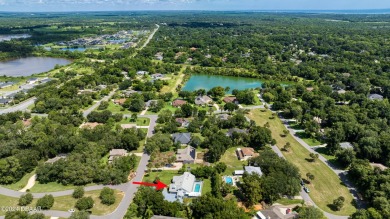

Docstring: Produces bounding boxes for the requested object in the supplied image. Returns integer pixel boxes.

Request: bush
[72,186,85,199]
[18,193,33,206]
[75,197,94,211]
[99,187,116,205]
[36,194,54,210]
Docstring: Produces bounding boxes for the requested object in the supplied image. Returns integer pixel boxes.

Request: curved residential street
[281,118,364,210]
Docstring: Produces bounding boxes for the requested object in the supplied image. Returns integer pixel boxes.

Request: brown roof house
[176,146,196,164]
[223,96,238,104]
[176,118,190,127]
[172,99,187,107]
[108,149,127,163]
[236,147,259,161]
[114,98,127,105]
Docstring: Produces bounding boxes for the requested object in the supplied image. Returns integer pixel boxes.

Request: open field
[29,182,94,193]
[247,109,356,215]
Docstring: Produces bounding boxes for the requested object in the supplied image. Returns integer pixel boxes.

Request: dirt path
[19,174,36,192]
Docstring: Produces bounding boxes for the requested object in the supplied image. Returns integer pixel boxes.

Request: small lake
[0,34,31,42]
[182,74,263,94]
[0,57,71,77]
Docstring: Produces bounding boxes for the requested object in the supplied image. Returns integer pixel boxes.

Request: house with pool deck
[163,172,202,202]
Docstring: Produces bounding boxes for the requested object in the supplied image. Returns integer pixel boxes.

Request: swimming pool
[194,183,201,192]
[225,177,233,185]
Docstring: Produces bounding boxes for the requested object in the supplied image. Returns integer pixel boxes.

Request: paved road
[0,113,158,219]
[82,90,116,117]
[0,97,36,115]
[281,118,365,209]
[139,24,159,51]
[269,144,348,219]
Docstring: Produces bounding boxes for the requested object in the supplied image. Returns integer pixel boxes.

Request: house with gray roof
[0,82,15,89]
[168,172,202,201]
[368,94,384,101]
[0,98,11,105]
[226,128,248,137]
[172,133,191,145]
[26,78,39,84]
[217,113,230,121]
[340,142,353,150]
[244,166,263,176]
[176,146,196,164]
[194,95,212,105]
[108,149,127,163]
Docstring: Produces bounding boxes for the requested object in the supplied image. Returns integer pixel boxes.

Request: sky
[0,0,389,12]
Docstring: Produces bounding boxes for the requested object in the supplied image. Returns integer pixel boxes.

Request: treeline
[0,112,145,185]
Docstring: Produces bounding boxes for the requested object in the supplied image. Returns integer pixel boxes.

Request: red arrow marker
[133,180,167,190]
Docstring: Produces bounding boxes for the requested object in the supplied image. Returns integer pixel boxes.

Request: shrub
[36,194,54,210]
[75,197,94,211]
[72,186,85,199]
[19,193,33,206]
[99,187,116,205]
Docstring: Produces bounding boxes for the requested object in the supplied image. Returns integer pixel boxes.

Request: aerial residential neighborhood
[0,2,389,219]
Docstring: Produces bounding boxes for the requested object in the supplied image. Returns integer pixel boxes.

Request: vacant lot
[247,109,356,215]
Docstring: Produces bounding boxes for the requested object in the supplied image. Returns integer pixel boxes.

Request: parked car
[300,179,305,186]
[165,163,173,168]
[303,186,310,193]
[68,209,75,213]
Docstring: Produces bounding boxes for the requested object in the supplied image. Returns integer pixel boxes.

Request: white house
[168,172,202,200]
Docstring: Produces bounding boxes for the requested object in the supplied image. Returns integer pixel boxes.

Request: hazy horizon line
[0,8,389,14]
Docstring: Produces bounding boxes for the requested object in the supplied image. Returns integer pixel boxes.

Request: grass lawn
[51,189,123,215]
[106,101,131,114]
[315,147,344,169]
[0,195,20,215]
[275,198,303,206]
[143,170,178,185]
[29,182,94,193]
[202,179,211,195]
[2,170,35,191]
[295,132,323,146]
[247,109,356,216]
[220,147,247,175]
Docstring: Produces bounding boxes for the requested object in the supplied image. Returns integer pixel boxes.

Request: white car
[68,209,75,213]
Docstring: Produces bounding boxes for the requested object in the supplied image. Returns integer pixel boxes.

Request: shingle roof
[195,95,212,105]
[340,142,353,150]
[176,146,196,162]
[368,94,383,100]
[244,166,263,176]
[172,133,191,144]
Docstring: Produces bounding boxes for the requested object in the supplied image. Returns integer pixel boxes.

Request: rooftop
[109,149,127,156]
[176,146,196,162]
[340,142,353,150]
[244,166,263,176]
[172,133,192,145]
[169,172,195,194]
